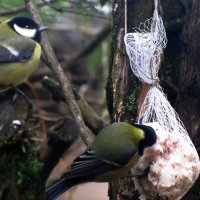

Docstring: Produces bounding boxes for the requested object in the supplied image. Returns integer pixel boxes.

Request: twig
[41,0,111,20]
[0,1,110,20]
[42,76,107,134]
[0,1,46,16]
[24,0,95,145]
[41,117,80,180]
[30,24,111,79]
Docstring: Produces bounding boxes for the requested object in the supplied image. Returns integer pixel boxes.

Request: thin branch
[41,0,111,20]
[30,24,111,80]
[24,0,95,145]
[41,117,80,180]
[41,76,107,134]
[0,2,46,16]
[50,8,111,20]
[0,1,110,20]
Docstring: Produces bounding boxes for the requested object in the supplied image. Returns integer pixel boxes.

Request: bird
[0,16,47,92]
[45,122,157,200]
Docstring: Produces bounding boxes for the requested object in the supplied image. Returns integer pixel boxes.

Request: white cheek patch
[14,24,36,38]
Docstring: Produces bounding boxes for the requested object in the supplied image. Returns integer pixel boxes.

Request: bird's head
[133,123,157,156]
[7,16,47,43]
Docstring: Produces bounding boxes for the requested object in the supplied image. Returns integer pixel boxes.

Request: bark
[177,0,200,199]
[107,0,154,199]
[177,0,200,147]
[107,0,154,123]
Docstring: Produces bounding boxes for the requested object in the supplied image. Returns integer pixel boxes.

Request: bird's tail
[45,177,79,200]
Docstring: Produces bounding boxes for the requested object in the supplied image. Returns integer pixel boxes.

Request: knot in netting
[124,2,193,146]
[123,1,200,199]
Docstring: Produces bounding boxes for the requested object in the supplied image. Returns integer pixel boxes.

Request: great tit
[0,16,47,91]
[45,122,157,200]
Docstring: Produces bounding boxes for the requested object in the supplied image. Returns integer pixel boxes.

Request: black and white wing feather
[45,148,120,200]
[0,37,35,63]
[63,147,120,180]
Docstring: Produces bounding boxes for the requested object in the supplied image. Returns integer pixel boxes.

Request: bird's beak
[38,26,48,32]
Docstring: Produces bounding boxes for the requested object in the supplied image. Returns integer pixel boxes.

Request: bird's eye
[25,25,29,28]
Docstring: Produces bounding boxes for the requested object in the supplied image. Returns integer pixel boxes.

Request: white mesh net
[124,7,167,85]
[124,0,200,199]
[124,0,192,146]
[138,85,193,146]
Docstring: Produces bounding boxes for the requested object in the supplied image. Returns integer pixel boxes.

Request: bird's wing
[63,147,120,179]
[45,148,118,200]
[0,37,35,63]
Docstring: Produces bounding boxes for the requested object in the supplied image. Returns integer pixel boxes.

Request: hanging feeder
[124,0,200,199]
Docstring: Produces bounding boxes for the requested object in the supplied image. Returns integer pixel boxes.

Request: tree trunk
[177,0,200,199]
[107,0,200,199]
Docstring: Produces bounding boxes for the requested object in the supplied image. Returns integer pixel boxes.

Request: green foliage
[125,93,136,113]
[0,0,23,9]
[39,0,106,24]
[16,147,41,186]
[0,0,25,19]
[0,145,43,200]
[122,85,138,120]
[86,46,103,70]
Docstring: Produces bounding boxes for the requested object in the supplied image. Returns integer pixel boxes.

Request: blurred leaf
[86,46,102,70]
[99,0,109,7]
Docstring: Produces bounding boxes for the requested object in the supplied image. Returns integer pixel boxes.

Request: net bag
[124,0,200,199]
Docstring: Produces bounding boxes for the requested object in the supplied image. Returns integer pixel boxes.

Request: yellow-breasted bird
[45,122,157,200]
[0,16,47,91]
